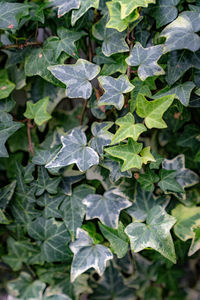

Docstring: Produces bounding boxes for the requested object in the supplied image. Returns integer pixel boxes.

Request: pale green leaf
[71,0,99,26]
[24,97,52,126]
[45,127,99,172]
[140,147,155,165]
[111,112,147,144]
[70,228,113,282]
[113,0,156,19]
[125,205,176,263]
[161,11,200,53]
[172,204,200,241]
[98,75,134,110]
[126,42,165,81]
[0,70,15,99]
[105,139,144,171]
[48,0,80,17]
[136,94,175,129]
[48,59,100,99]
[0,2,29,30]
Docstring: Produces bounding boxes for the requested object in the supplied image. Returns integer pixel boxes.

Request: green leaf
[100,157,132,183]
[172,204,200,241]
[90,122,114,156]
[60,184,95,240]
[0,181,16,210]
[111,112,147,144]
[71,0,99,26]
[140,147,155,165]
[149,151,164,170]
[99,222,129,258]
[0,2,29,30]
[126,42,165,81]
[105,139,143,171]
[60,170,85,196]
[92,14,129,57]
[166,50,200,86]
[126,185,170,222]
[188,224,200,256]
[98,75,134,110]
[162,154,199,200]
[152,81,195,106]
[48,59,100,99]
[70,228,113,282]
[113,0,156,19]
[28,217,71,262]
[136,94,175,129]
[158,169,184,193]
[24,97,52,126]
[161,11,200,53]
[83,189,131,228]
[106,1,139,32]
[125,205,176,263]
[37,193,64,219]
[148,0,180,28]
[177,124,200,148]
[0,113,23,158]
[0,70,15,99]
[137,168,159,192]
[0,209,9,224]
[89,262,136,299]
[49,0,80,17]
[45,127,99,172]
[33,166,61,196]
[55,27,86,59]
[25,37,66,85]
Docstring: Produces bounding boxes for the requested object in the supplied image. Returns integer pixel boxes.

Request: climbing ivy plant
[0,0,200,299]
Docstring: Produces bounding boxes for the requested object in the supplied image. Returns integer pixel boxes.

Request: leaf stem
[1,41,42,50]
[27,119,34,156]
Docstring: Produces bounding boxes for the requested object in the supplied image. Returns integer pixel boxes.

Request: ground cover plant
[0,0,200,299]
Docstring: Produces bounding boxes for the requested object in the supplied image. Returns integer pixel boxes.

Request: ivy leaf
[113,0,156,19]
[105,139,143,171]
[172,204,200,241]
[48,0,80,17]
[0,2,29,30]
[92,14,129,57]
[125,205,176,263]
[37,193,65,219]
[99,222,129,258]
[70,228,113,282]
[71,0,99,26]
[33,167,61,196]
[140,147,155,165]
[148,0,180,28]
[188,224,200,256]
[166,50,200,86]
[158,169,184,193]
[28,217,71,262]
[137,168,159,192]
[161,11,200,53]
[24,97,52,126]
[0,181,16,210]
[126,42,165,81]
[0,114,23,158]
[0,209,9,225]
[111,112,147,144]
[60,170,85,196]
[25,37,66,85]
[126,185,170,222]
[0,70,15,99]
[150,151,164,170]
[100,158,132,183]
[90,122,114,156]
[162,154,199,200]
[106,1,139,32]
[152,81,195,106]
[48,59,100,99]
[136,94,175,129]
[98,75,134,110]
[45,128,99,172]
[89,263,136,299]
[59,184,95,240]
[32,145,62,166]
[55,27,86,59]
[83,189,131,228]
[177,124,200,149]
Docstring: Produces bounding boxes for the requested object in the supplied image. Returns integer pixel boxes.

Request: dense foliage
[0,0,200,299]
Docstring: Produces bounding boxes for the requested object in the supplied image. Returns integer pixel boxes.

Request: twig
[125,27,135,107]
[1,41,42,50]
[27,119,34,156]
[80,100,88,125]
